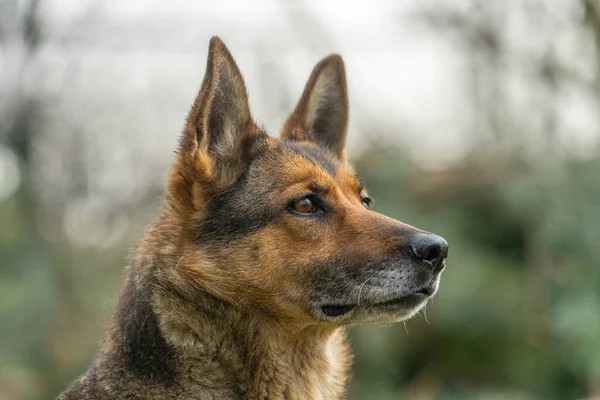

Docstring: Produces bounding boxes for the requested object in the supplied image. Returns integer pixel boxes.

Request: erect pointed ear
[179,37,258,185]
[281,54,349,158]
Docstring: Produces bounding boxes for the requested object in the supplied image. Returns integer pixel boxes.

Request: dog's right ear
[281,55,349,159]
[170,37,258,212]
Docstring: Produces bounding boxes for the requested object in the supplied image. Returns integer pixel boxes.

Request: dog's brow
[343,174,363,194]
[285,141,338,177]
[308,182,331,196]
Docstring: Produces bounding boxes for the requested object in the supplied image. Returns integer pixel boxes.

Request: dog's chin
[316,280,439,324]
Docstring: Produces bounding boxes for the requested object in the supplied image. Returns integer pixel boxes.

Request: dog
[58,37,448,400]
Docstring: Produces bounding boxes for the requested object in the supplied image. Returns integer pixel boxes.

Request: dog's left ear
[281,55,349,159]
[180,37,258,185]
[170,37,260,214]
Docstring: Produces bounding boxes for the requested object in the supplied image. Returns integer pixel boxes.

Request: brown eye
[292,197,315,214]
[361,196,372,209]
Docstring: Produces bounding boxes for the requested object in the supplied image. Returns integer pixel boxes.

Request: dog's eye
[292,197,316,214]
[289,195,323,216]
[361,196,373,209]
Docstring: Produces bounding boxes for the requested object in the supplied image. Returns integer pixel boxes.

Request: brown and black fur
[58,37,448,400]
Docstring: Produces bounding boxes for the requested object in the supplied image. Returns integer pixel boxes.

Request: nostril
[411,243,442,264]
[425,245,442,264]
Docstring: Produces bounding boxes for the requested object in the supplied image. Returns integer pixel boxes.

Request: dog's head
[168,37,448,326]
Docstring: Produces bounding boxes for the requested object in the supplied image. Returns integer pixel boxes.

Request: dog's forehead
[284,141,338,177]
[254,139,361,194]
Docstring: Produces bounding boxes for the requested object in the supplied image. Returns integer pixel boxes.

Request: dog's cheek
[231,245,316,320]
[232,221,379,313]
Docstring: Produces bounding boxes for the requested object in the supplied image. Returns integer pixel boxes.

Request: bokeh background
[2,0,600,399]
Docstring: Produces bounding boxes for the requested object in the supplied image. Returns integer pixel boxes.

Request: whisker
[357,277,373,306]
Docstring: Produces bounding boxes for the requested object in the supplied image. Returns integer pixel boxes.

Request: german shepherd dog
[59,37,448,399]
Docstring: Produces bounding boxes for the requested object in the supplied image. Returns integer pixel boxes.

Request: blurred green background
[2,0,600,399]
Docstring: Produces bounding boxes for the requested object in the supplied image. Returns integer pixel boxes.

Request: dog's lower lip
[415,286,433,296]
[373,292,427,307]
[321,290,432,317]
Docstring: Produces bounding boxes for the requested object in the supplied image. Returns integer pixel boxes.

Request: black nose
[407,233,448,271]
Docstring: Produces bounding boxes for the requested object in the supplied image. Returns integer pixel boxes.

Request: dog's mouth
[321,304,355,317]
[320,286,435,318]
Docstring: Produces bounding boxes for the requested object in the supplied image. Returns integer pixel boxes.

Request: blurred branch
[584,0,600,91]
[23,0,41,53]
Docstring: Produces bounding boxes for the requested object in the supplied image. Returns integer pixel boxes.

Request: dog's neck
[116,223,351,399]
[155,288,349,399]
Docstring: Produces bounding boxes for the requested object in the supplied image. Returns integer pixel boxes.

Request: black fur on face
[194,134,280,243]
